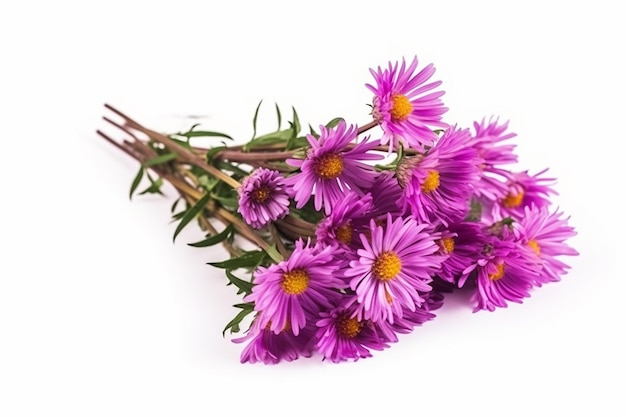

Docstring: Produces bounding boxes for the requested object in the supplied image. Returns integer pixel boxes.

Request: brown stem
[104,104,241,189]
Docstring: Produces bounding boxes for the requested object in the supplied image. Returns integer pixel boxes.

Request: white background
[1,1,623,416]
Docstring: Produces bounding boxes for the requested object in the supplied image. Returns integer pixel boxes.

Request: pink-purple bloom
[237,168,290,229]
[244,239,346,336]
[470,117,519,201]
[345,213,444,323]
[492,168,557,221]
[366,55,448,152]
[286,121,383,215]
[316,191,374,251]
[517,205,579,285]
[315,305,392,363]
[463,221,541,312]
[397,126,481,225]
[233,314,316,365]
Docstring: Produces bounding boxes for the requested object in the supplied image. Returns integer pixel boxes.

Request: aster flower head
[366,55,448,152]
[493,168,557,220]
[233,314,316,365]
[315,304,392,363]
[286,120,383,215]
[517,204,579,285]
[435,221,485,285]
[345,213,444,323]
[316,190,374,250]
[244,239,346,336]
[471,117,519,201]
[397,125,481,225]
[237,168,291,229]
[463,221,541,312]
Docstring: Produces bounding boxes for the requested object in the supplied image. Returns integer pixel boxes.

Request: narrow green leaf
[138,174,164,196]
[142,152,178,167]
[188,224,234,248]
[251,100,263,140]
[291,106,301,135]
[172,192,212,243]
[170,198,181,214]
[325,117,344,128]
[208,250,266,269]
[129,166,144,200]
[265,245,284,263]
[222,304,255,336]
[205,145,227,162]
[225,269,253,295]
[275,102,282,131]
[176,130,233,140]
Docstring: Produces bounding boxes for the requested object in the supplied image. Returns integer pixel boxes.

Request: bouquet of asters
[98,55,578,364]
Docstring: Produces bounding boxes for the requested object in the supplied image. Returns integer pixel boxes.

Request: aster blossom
[345,213,444,323]
[397,125,481,225]
[237,167,291,229]
[286,120,383,215]
[244,239,346,336]
[463,221,541,312]
[517,204,579,285]
[366,55,448,152]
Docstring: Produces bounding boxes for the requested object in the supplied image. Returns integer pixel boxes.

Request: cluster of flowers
[232,56,578,364]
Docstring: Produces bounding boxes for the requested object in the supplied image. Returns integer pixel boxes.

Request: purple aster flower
[470,117,518,201]
[244,239,346,336]
[492,168,557,221]
[517,205,579,285]
[286,120,383,215]
[237,168,290,229]
[365,170,405,218]
[397,125,481,225]
[463,222,541,312]
[345,213,444,323]
[315,304,392,363]
[389,290,441,335]
[436,221,485,286]
[316,190,374,250]
[233,314,316,365]
[366,55,448,152]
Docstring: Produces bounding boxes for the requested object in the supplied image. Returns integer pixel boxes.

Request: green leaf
[205,145,227,162]
[251,100,263,140]
[325,117,344,128]
[208,250,267,269]
[138,174,164,196]
[291,106,301,135]
[225,269,253,295]
[265,245,284,263]
[223,303,255,336]
[188,224,234,248]
[129,166,144,200]
[465,198,482,222]
[176,130,233,140]
[170,198,181,214]
[142,152,178,167]
[275,102,282,131]
[172,192,212,243]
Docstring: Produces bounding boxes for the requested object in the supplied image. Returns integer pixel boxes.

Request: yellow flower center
[252,186,271,203]
[441,237,455,254]
[280,268,310,295]
[372,251,402,282]
[336,314,361,338]
[390,94,413,122]
[314,153,344,180]
[502,190,524,208]
[488,263,506,281]
[421,170,440,193]
[336,222,353,245]
[528,239,541,256]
